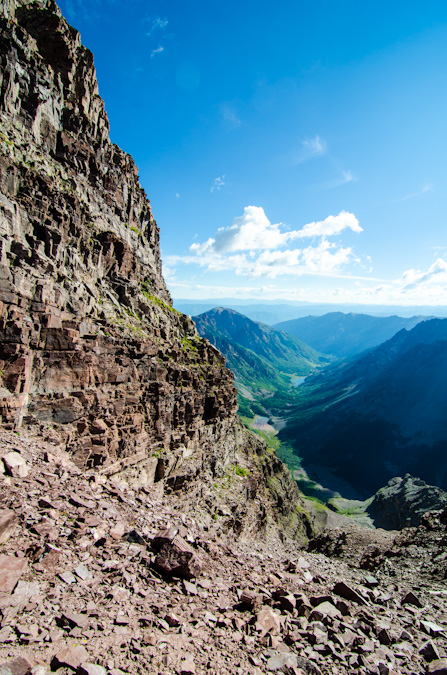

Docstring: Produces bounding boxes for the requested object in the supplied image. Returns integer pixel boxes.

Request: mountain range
[175,298,447,325]
[274,312,428,358]
[192,307,332,416]
[280,318,447,495]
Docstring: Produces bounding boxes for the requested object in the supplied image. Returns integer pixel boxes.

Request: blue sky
[58,0,447,306]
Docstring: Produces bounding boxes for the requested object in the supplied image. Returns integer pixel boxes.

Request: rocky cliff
[367,474,447,530]
[0,0,308,543]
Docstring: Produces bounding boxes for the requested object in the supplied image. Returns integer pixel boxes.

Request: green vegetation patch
[142,288,181,315]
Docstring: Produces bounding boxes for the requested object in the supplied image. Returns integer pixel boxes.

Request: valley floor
[0,428,446,675]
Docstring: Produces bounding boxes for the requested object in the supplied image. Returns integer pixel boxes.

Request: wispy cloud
[150,46,164,58]
[316,169,356,191]
[292,135,327,164]
[166,259,447,307]
[393,182,433,203]
[145,15,169,58]
[210,175,226,193]
[220,105,241,130]
[146,17,168,35]
[337,258,447,306]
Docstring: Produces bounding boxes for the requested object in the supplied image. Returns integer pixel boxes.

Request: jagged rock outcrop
[0,0,231,461]
[0,0,309,542]
[367,474,447,530]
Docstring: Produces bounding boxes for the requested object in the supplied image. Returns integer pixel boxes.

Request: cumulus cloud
[338,258,447,306]
[165,257,447,308]
[167,243,358,280]
[206,206,285,253]
[291,211,362,239]
[244,241,357,278]
[399,258,447,290]
[172,206,364,280]
[190,206,361,256]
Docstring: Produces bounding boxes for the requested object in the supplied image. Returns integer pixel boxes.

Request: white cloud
[167,244,362,280]
[150,46,164,58]
[315,169,356,190]
[171,206,364,281]
[209,206,285,253]
[146,17,169,35]
[245,241,357,278]
[338,258,447,306]
[211,175,226,193]
[189,206,361,257]
[399,258,447,290]
[190,238,215,255]
[293,135,327,164]
[291,211,362,238]
[166,258,447,308]
[220,105,241,130]
[393,182,433,202]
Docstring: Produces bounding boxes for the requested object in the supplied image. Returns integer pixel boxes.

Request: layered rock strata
[0,0,308,542]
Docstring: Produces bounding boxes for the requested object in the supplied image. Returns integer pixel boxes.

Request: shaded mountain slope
[281,319,447,494]
[275,312,427,358]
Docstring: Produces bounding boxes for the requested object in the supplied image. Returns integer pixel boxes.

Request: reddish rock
[179,660,195,675]
[0,657,33,675]
[78,664,107,675]
[151,528,203,579]
[255,607,282,636]
[2,452,29,478]
[51,645,90,671]
[0,555,27,594]
[311,601,342,620]
[402,590,423,608]
[109,523,126,540]
[420,641,441,662]
[333,581,367,605]
[427,659,447,675]
[165,612,182,627]
[0,509,18,544]
[279,593,296,613]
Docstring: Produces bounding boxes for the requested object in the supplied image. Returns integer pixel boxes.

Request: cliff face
[0,0,236,468]
[0,0,309,543]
